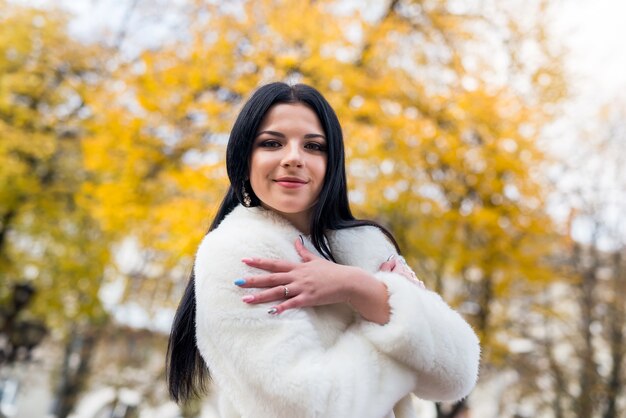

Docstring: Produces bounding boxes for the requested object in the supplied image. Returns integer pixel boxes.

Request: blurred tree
[87,324,172,418]
[486,102,626,418]
[0,3,114,417]
[548,105,625,418]
[79,0,567,415]
[50,326,100,418]
[0,1,109,331]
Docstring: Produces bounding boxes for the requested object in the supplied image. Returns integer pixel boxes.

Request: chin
[267,201,312,214]
[274,206,309,214]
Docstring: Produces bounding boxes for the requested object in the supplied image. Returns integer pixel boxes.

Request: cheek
[250,152,275,173]
[317,158,328,182]
[249,153,263,175]
[248,156,260,188]
[248,154,274,193]
[312,160,327,194]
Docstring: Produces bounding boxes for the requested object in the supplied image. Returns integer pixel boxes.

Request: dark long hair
[166,82,400,403]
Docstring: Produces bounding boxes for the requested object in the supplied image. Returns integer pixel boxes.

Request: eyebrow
[255,130,326,140]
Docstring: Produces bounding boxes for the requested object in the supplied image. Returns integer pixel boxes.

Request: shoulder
[195,205,300,281]
[328,225,397,272]
[329,224,397,255]
[199,205,293,250]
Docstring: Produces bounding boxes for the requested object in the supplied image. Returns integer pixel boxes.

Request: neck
[259,204,311,235]
[281,213,311,235]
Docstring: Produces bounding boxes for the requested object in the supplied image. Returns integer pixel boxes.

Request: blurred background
[1,0,624,417]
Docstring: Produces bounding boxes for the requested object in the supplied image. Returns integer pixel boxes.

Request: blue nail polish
[234,279,246,286]
[267,307,278,315]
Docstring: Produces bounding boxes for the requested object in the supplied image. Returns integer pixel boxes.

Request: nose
[281,142,303,168]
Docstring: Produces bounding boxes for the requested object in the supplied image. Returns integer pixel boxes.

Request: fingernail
[298,235,304,245]
[234,279,246,286]
[241,258,253,263]
[267,307,278,315]
[242,295,254,303]
[386,254,396,262]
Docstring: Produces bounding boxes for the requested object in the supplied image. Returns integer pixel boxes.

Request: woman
[167,82,480,418]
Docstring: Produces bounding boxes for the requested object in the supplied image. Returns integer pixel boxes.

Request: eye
[259,140,282,148]
[305,142,327,152]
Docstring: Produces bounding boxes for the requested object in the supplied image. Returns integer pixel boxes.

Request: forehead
[257,103,324,133]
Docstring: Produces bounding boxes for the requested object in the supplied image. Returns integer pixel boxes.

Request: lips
[274,176,308,184]
[274,176,308,189]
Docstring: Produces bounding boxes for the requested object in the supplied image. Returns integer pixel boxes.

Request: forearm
[355,272,480,401]
[345,267,391,325]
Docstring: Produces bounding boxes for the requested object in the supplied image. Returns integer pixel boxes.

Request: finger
[295,237,316,262]
[390,264,423,286]
[267,295,307,315]
[235,272,290,288]
[379,261,392,272]
[379,259,397,272]
[390,261,406,274]
[241,257,295,272]
[391,264,411,279]
[242,285,294,304]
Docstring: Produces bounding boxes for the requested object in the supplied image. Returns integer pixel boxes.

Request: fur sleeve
[194,229,417,418]
[355,273,480,401]
[333,226,481,401]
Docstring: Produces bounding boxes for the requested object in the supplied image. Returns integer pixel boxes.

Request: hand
[379,255,425,289]
[236,238,356,314]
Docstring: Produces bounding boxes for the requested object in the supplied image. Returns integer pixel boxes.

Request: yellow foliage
[8,0,565,363]
[0,4,111,332]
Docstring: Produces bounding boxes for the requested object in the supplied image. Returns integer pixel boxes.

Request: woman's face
[249,103,327,232]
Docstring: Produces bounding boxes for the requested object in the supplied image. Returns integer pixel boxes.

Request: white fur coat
[194,205,480,418]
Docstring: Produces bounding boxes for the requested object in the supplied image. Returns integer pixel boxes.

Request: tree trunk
[49,327,99,418]
[543,329,568,418]
[603,251,624,418]
[0,209,17,259]
[436,399,468,418]
[576,242,599,418]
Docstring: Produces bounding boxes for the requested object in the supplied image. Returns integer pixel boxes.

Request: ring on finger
[283,285,290,298]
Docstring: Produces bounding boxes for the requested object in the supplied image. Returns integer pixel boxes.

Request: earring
[242,182,252,207]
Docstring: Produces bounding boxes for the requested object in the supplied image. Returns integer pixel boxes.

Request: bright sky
[15,0,626,101]
[554,0,626,106]
[545,0,626,249]
[12,0,622,117]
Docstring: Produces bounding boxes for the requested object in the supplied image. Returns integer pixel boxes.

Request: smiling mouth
[274,178,308,188]
[274,177,307,183]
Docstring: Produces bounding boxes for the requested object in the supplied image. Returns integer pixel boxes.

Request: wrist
[340,266,356,306]
[345,268,390,324]
[342,266,370,302]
